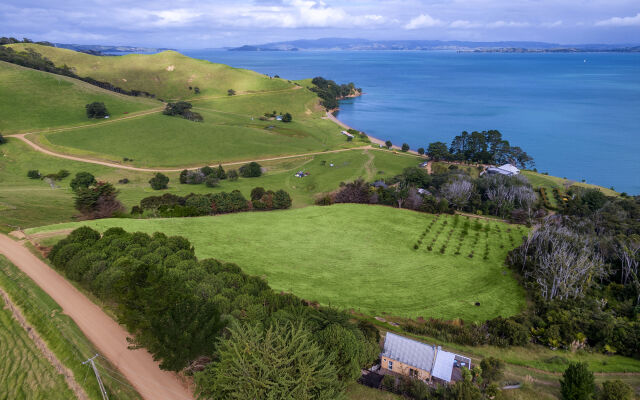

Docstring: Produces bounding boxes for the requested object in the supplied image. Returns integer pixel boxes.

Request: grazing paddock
[29,204,527,321]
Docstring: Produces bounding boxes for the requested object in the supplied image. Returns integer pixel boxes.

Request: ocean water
[183,50,640,194]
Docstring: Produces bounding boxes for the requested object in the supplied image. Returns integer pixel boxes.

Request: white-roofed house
[484,163,520,176]
[380,333,470,383]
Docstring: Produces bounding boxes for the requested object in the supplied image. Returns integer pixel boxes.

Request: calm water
[183,50,640,194]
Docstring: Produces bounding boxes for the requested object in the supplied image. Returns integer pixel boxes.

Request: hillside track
[0,234,194,400]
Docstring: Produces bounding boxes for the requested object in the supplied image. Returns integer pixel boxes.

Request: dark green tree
[250,187,266,201]
[239,162,262,178]
[385,140,392,149]
[205,175,219,188]
[282,112,293,122]
[417,147,425,155]
[227,89,236,96]
[427,141,450,161]
[70,172,96,191]
[195,321,342,400]
[27,170,41,179]
[149,173,169,190]
[200,166,215,176]
[273,190,292,209]
[85,102,108,118]
[561,362,595,400]
[401,143,410,152]
[73,182,123,217]
[227,169,239,181]
[480,357,504,384]
[0,133,6,145]
[216,164,227,179]
[179,169,188,184]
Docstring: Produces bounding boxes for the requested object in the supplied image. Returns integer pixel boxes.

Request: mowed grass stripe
[29,204,527,321]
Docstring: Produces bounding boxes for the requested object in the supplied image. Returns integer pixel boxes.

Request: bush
[86,102,108,118]
[417,147,425,155]
[251,187,266,201]
[204,175,219,188]
[385,140,392,149]
[227,89,236,96]
[273,190,292,209]
[227,169,239,181]
[239,162,262,178]
[282,112,292,122]
[70,172,96,191]
[118,178,129,184]
[149,173,169,190]
[560,362,595,400]
[599,380,633,400]
[0,133,6,145]
[480,357,504,384]
[27,169,41,179]
[200,166,215,176]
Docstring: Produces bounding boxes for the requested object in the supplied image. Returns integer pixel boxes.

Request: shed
[431,348,456,382]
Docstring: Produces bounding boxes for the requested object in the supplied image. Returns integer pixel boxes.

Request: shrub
[239,162,262,178]
[204,175,219,188]
[149,173,169,190]
[401,143,410,152]
[200,166,215,176]
[273,190,292,209]
[282,112,292,122]
[227,89,236,96]
[70,172,96,191]
[227,169,239,181]
[417,147,425,155]
[216,164,227,179]
[560,362,595,400]
[599,380,633,400]
[385,140,392,149]
[85,102,108,118]
[0,133,6,145]
[250,187,266,201]
[118,178,129,184]
[480,357,504,384]
[27,169,41,179]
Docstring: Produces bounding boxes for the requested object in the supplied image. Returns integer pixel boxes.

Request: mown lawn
[29,204,527,321]
[0,61,158,134]
[0,255,141,399]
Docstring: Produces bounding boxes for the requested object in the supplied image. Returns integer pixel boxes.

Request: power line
[83,354,109,400]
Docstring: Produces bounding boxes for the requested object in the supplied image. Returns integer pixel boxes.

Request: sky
[1,0,639,48]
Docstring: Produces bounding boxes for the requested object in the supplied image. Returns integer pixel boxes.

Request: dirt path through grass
[0,234,194,400]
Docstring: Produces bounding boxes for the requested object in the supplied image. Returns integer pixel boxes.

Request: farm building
[484,163,520,176]
[380,333,470,383]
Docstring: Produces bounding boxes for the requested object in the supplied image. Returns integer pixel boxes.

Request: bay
[183,49,640,194]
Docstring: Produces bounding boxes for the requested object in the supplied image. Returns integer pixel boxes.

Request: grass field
[521,170,618,202]
[28,204,527,321]
[0,61,158,134]
[0,137,419,230]
[0,255,140,399]
[9,44,293,100]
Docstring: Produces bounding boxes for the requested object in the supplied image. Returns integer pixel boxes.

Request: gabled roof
[431,349,456,382]
[381,332,436,372]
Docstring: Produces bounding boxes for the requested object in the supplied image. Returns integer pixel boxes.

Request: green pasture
[9,44,293,100]
[28,204,528,321]
[0,61,158,134]
[0,255,140,399]
[0,138,419,230]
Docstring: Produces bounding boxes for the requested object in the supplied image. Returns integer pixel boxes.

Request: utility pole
[83,354,109,400]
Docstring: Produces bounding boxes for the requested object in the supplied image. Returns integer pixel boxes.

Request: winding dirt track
[0,234,194,400]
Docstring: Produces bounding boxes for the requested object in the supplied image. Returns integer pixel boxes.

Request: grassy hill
[0,61,158,134]
[8,44,293,100]
[27,204,528,321]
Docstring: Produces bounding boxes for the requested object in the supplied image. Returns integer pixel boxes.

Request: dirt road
[0,234,194,400]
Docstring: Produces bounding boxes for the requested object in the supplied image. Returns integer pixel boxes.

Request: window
[409,368,418,377]
[388,361,393,370]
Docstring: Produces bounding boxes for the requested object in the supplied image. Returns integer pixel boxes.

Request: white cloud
[149,9,202,27]
[404,14,444,29]
[449,20,482,29]
[595,13,640,27]
[542,20,563,28]
[486,20,530,28]
[447,19,530,29]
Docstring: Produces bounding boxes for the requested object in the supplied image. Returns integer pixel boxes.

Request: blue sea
[183,50,640,194]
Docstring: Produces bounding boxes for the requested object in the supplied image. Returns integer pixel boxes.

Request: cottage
[380,333,470,383]
[485,163,520,176]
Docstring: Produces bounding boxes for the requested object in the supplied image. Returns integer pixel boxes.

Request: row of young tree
[0,46,154,97]
[132,187,292,217]
[310,77,361,110]
[49,227,379,398]
[320,167,541,222]
[425,130,534,169]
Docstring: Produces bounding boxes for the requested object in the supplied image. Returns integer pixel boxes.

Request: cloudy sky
[2,0,639,47]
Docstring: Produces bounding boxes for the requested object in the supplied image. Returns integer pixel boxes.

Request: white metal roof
[381,332,436,372]
[499,164,520,174]
[431,349,456,382]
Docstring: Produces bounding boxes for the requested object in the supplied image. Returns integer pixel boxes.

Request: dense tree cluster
[162,101,203,122]
[425,130,534,169]
[0,37,53,46]
[239,161,262,178]
[50,227,378,397]
[310,77,360,110]
[69,172,124,219]
[133,187,292,218]
[180,165,227,185]
[321,167,540,221]
[0,46,154,97]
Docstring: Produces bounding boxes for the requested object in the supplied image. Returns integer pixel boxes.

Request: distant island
[228,37,640,53]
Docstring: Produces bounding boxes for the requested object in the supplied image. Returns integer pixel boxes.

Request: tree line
[0,46,155,98]
[426,130,534,169]
[49,227,379,398]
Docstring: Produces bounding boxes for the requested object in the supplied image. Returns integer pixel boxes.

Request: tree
[401,143,410,152]
[282,112,292,122]
[195,321,342,400]
[480,357,504,384]
[70,172,96,191]
[598,380,633,400]
[250,187,266,201]
[239,162,262,178]
[273,190,292,209]
[417,147,425,155]
[227,89,236,96]
[200,166,215,176]
[85,102,108,118]
[74,182,124,218]
[0,133,6,145]
[216,164,227,179]
[149,173,169,190]
[179,169,188,184]
[27,170,41,179]
[385,140,392,149]
[427,141,450,161]
[227,169,239,181]
[560,362,595,400]
[205,175,219,188]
